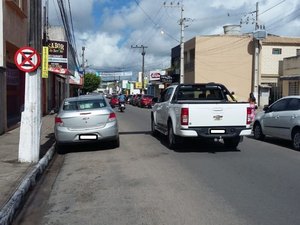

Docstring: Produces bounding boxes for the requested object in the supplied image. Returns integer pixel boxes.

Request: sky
[47,0,300,77]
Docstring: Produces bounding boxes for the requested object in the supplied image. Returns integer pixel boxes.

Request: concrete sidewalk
[0,114,56,225]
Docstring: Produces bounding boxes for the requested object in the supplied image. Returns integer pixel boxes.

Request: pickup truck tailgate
[187,103,248,127]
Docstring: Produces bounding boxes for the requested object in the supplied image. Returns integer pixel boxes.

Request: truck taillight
[55,116,63,125]
[246,107,252,125]
[181,108,189,125]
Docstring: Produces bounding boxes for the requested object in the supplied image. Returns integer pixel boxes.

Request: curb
[0,145,56,225]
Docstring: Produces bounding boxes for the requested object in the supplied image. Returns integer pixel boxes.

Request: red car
[109,95,119,108]
[138,94,154,108]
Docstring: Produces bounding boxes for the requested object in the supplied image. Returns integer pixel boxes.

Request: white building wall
[261,45,299,75]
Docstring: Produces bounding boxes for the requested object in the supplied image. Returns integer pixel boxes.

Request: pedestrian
[248,92,257,123]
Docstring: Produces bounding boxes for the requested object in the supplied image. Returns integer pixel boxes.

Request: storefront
[6,63,25,129]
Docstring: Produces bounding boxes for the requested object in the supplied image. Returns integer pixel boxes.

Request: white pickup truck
[151,83,252,149]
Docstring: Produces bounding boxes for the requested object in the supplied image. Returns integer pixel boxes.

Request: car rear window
[177,87,224,100]
[63,99,107,111]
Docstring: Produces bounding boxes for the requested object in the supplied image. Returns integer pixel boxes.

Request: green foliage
[82,73,101,93]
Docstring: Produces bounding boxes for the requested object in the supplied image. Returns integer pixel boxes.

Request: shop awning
[280,75,300,80]
[49,67,73,76]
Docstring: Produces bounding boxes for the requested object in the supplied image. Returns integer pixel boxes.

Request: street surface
[14,104,300,225]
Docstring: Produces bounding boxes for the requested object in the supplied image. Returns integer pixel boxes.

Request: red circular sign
[14,46,41,72]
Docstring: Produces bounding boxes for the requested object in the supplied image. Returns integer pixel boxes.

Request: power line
[133,0,178,44]
[56,0,80,70]
[259,0,286,16]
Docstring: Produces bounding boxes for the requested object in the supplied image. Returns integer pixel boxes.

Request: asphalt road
[14,104,300,225]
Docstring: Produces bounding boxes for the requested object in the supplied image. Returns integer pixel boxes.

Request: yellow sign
[42,46,49,78]
[135,82,142,89]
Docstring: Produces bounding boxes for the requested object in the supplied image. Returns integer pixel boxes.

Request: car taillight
[181,108,189,125]
[246,107,252,125]
[108,112,116,122]
[55,116,63,125]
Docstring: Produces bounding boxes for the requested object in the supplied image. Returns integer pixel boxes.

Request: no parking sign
[14,46,41,72]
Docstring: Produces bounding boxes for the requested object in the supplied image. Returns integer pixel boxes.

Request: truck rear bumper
[177,126,252,138]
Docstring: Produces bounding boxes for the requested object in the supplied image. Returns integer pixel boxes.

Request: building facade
[0,0,28,134]
[260,36,300,103]
[281,55,300,96]
[171,32,300,105]
[175,34,254,102]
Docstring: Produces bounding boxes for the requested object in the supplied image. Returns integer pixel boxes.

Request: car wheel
[253,123,265,140]
[151,117,158,137]
[168,122,181,150]
[224,137,240,148]
[55,142,65,154]
[292,130,300,151]
[112,137,120,148]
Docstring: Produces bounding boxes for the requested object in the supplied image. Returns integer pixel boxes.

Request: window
[288,81,299,95]
[297,49,300,56]
[287,98,300,111]
[270,99,288,112]
[63,99,106,111]
[160,88,173,102]
[6,0,27,17]
[272,48,282,55]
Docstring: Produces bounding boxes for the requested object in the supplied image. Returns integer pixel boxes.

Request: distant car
[132,94,142,106]
[138,94,154,108]
[253,96,300,150]
[54,94,119,153]
[109,95,119,108]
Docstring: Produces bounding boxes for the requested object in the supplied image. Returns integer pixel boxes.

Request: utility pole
[179,4,185,84]
[18,0,42,163]
[131,45,147,94]
[78,46,85,96]
[164,1,189,84]
[253,2,260,105]
[0,0,5,134]
[82,46,85,75]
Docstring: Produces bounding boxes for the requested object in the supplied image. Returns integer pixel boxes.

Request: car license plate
[210,129,226,134]
[79,134,98,140]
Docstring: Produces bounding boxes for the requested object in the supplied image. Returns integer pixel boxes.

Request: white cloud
[47,0,300,74]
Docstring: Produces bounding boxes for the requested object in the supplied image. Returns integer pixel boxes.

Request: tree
[82,73,101,93]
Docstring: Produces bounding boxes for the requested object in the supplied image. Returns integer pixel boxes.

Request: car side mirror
[152,97,158,103]
[263,105,269,112]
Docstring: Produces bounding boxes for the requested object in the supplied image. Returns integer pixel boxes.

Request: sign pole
[14,47,41,163]
[18,69,41,162]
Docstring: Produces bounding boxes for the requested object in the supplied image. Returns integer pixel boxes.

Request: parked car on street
[132,94,142,106]
[253,96,300,150]
[138,94,154,108]
[109,95,119,108]
[54,94,119,153]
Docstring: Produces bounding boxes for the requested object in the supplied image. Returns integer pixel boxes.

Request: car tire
[224,137,240,148]
[151,116,158,137]
[292,130,300,151]
[112,137,120,148]
[253,123,265,140]
[167,122,181,150]
[55,142,65,154]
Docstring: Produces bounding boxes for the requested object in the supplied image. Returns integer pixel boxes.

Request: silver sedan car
[54,94,119,152]
[253,96,300,150]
